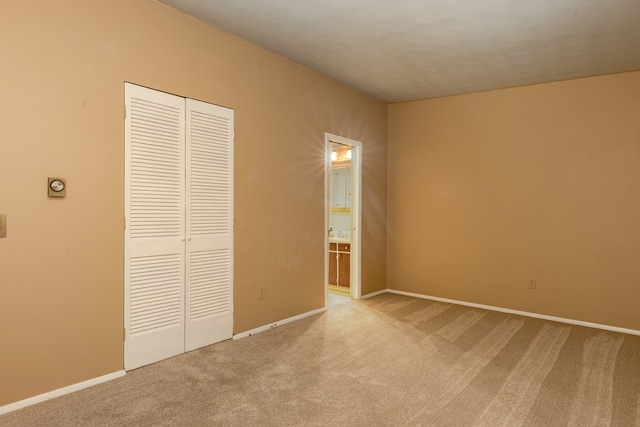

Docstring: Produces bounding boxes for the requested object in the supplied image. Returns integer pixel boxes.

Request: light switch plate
[0,213,6,238]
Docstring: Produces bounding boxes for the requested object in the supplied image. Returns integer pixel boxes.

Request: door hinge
[123,327,126,340]
[124,105,126,119]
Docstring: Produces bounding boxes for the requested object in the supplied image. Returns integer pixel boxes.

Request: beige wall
[0,0,387,406]
[388,71,640,331]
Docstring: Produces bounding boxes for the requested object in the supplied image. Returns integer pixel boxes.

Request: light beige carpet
[2,293,639,426]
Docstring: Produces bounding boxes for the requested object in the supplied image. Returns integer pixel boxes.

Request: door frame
[324,133,362,305]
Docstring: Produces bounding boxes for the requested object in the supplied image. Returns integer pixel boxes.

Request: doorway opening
[325,133,362,307]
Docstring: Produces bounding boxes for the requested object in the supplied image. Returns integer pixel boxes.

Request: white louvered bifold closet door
[124,84,186,371]
[185,99,233,352]
[124,84,233,371]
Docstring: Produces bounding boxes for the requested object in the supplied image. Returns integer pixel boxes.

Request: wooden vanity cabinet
[329,243,338,286]
[329,242,350,288]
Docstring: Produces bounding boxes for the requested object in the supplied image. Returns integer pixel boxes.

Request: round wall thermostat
[48,177,67,197]
[50,179,65,192]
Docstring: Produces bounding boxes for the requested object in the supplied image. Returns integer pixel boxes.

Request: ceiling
[158,0,640,102]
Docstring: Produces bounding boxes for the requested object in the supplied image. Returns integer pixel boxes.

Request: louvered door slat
[189,249,231,319]
[129,93,182,241]
[189,110,231,236]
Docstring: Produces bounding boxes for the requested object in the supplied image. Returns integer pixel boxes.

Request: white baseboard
[387,289,640,337]
[233,307,327,340]
[0,370,126,416]
[361,289,387,299]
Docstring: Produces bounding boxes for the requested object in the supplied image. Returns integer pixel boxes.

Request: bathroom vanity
[328,239,350,289]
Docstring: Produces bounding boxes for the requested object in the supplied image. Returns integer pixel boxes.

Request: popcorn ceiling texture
[159,0,640,101]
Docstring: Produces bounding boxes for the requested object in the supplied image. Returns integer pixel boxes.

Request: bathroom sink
[329,237,351,243]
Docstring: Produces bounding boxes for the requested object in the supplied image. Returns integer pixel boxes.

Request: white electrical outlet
[528,278,537,289]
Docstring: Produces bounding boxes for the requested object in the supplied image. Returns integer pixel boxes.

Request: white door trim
[325,133,362,304]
